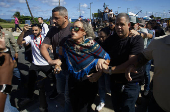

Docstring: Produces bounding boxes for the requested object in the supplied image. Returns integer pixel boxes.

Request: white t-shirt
[41,23,49,37]
[24,34,49,65]
[163,23,167,28]
[109,11,113,17]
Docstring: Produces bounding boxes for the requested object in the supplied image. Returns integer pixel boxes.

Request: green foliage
[0,18,9,23]
[93,12,103,18]
[155,17,161,20]
[10,19,15,23]
[10,11,50,25]
[150,15,154,19]
[93,13,99,17]
[14,11,20,17]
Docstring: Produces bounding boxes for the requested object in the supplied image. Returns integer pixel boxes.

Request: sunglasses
[109,24,114,26]
[70,26,85,32]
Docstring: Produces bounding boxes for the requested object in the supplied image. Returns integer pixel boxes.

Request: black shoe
[49,91,59,99]
[19,98,33,107]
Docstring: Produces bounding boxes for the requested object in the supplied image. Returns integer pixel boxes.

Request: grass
[0,22,25,28]
[14,36,18,39]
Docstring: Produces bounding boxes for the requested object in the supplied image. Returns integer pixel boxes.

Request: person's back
[141,35,170,112]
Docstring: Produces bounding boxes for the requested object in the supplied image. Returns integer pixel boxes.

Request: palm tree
[25,0,36,23]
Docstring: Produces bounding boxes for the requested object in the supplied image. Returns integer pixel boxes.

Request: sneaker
[39,107,48,112]
[144,90,149,96]
[49,91,59,99]
[19,98,33,107]
[96,102,105,111]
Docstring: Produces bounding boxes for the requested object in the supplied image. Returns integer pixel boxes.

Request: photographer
[0,32,15,112]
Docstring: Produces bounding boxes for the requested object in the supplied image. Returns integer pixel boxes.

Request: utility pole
[88,2,93,20]
[25,0,36,23]
[59,0,60,6]
[118,7,121,14]
[127,8,130,14]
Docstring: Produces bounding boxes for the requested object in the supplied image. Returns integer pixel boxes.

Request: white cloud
[81,11,85,14]
[8,9,20,12]
[36,0,66,6]
[0,2,10,8]
[128,12,138,16]
[0,13,5,16]
[18,0,25,3]
[81,3,88,8]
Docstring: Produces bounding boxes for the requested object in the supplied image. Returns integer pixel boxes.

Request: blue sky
[0,0,170,19]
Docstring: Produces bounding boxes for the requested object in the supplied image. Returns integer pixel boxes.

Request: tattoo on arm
[136,53,149,68]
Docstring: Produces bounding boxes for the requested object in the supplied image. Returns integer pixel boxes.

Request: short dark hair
[109,20,115,24]
[38,17,43,20]
[31,24,42,29]
[100,27,110,36]
[52,6,68,17]
[116,13,130,23]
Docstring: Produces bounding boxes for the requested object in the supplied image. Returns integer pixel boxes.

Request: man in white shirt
[38,17,49,37]
[17,24,57,112]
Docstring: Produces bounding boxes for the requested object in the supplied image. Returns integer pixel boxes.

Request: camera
[25,20,31,25]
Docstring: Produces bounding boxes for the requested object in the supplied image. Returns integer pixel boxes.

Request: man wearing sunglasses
[40,6,72,112]
[109,20,116,36]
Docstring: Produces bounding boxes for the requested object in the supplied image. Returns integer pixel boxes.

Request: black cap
[31,24,42,29]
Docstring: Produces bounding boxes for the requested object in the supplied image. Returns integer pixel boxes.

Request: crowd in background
[0,5,170,112]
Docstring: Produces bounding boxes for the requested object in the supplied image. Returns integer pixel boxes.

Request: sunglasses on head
[70,26,85,32]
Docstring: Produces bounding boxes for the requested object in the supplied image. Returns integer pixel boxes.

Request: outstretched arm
[0,34,14,112]
[40,43,62,66]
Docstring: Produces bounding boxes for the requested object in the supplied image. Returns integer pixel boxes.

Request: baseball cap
[130,16,139,23]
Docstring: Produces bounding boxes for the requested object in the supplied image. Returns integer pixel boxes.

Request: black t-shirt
[103,34,144,83]
[43,23,72,70]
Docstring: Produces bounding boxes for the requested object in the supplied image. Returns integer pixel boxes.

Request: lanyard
[33,35,42,49]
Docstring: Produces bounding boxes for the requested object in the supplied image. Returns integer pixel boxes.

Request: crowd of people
[0,5,170,112]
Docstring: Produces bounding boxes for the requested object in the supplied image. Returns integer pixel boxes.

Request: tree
[150,15,154,19]
[25,0,36,23]
[13,11,20,17]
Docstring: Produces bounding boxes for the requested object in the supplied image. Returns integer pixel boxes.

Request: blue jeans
[56,70,72,112]
[111,82,140,112]
[4,95,19,112]
[13,67,21,80]
[103,13,108,21]
[98,73,111,103]
[144,60,152,91]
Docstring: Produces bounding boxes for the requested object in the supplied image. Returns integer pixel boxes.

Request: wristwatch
[108,66,112,75]
[0,84,12,94]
